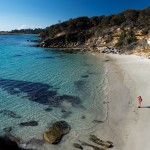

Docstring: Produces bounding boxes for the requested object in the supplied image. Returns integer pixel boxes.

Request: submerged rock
[43,121,71,144]
[81,116,86,119]
[92,120,104,123]
[80,141,105,150]
[0,136,19,150]
[19,121,38,127]
[102,59,110,62]
[26,138,46,146]
[81,75,89,78]
[61,110,72,118]
[89,135,113,148]
[0,78,82,110]
[74,80,86,91]
[44,107,53,112]
[73,143,83,149]
[3,127,13,134]
[4,132,21,144]
[0,110,21,119]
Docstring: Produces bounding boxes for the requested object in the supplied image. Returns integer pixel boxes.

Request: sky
[0,0,150,31]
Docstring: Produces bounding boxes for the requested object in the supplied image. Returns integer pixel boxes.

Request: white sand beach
[23,53,150,150]
[105,54,150,150]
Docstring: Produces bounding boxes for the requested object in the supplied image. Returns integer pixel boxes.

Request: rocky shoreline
[35,36,150,59]
[1,120,114,150]
[34,29,150,58]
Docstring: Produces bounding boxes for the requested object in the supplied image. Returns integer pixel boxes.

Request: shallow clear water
[0,35,107,142]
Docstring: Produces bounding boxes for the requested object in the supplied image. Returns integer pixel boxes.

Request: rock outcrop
[37,27,150,57]
[43,121,71,144]
[36,7,150,57]
[73,134,113,150]
[19,121,38,127]
[0,136,20,150]
[0,110,21,119]
[89,135,113,148]
[73,143,83,149]
[36,33,79,49]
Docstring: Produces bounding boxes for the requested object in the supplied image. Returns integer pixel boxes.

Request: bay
[0,34,107,143]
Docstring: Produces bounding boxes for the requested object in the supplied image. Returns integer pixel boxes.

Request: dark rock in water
[80,141,104,150]
[102,59,110,62]
[3,127,12,134]
[0,78,56,105]
[87,70,98,75]
[89,135,113,148]
[0,78,82,110]
[5,133,21,145]
[103,101,110,104]
[74,80,86,91]
[61,110,72,118]
[43,121,71,144]
[44,107,53,112]
[0,136,19,150]
[0,110,21,119]
[19,121,38,127]
[73,143,83,149]
[36,56,56,59]
[81,75,89,78]
[13,54,22,57]
[81,116,86,119]
[92,120,104,123]
[26,138,46,146]
[29,40,40,43]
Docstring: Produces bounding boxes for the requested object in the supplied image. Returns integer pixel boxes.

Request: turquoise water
[0,35,107,142]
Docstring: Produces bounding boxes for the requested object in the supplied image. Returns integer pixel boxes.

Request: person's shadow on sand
[140,106,150,108]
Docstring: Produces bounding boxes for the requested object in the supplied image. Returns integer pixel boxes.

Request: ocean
[0,34,108,146]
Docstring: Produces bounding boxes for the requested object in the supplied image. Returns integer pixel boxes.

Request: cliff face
[37,7,150,56]
[85,27,150,51]
[37,32,80,48]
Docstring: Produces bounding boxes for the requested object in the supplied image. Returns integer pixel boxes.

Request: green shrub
[116,31,137,47]
[127,35,137,44]
[116,32,126,47]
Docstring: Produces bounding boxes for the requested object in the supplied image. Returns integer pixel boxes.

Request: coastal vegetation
[115,31,137,47]
[37,7,150,56]
[0,28,43,35]
[10,28,44,34]
[40,7,150,38]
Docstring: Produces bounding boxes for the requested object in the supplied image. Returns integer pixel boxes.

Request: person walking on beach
[138,96,142,108]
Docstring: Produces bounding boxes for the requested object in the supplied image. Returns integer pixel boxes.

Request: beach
[103,54,150,150]
[24,53,150,150]
[0,34,150,150]
[42,53,149,150]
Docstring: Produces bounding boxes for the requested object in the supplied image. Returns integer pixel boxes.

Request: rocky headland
[36,7,150,58]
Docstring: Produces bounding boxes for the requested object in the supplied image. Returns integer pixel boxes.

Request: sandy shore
[105,54,150,150]
[23,53,150,150]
